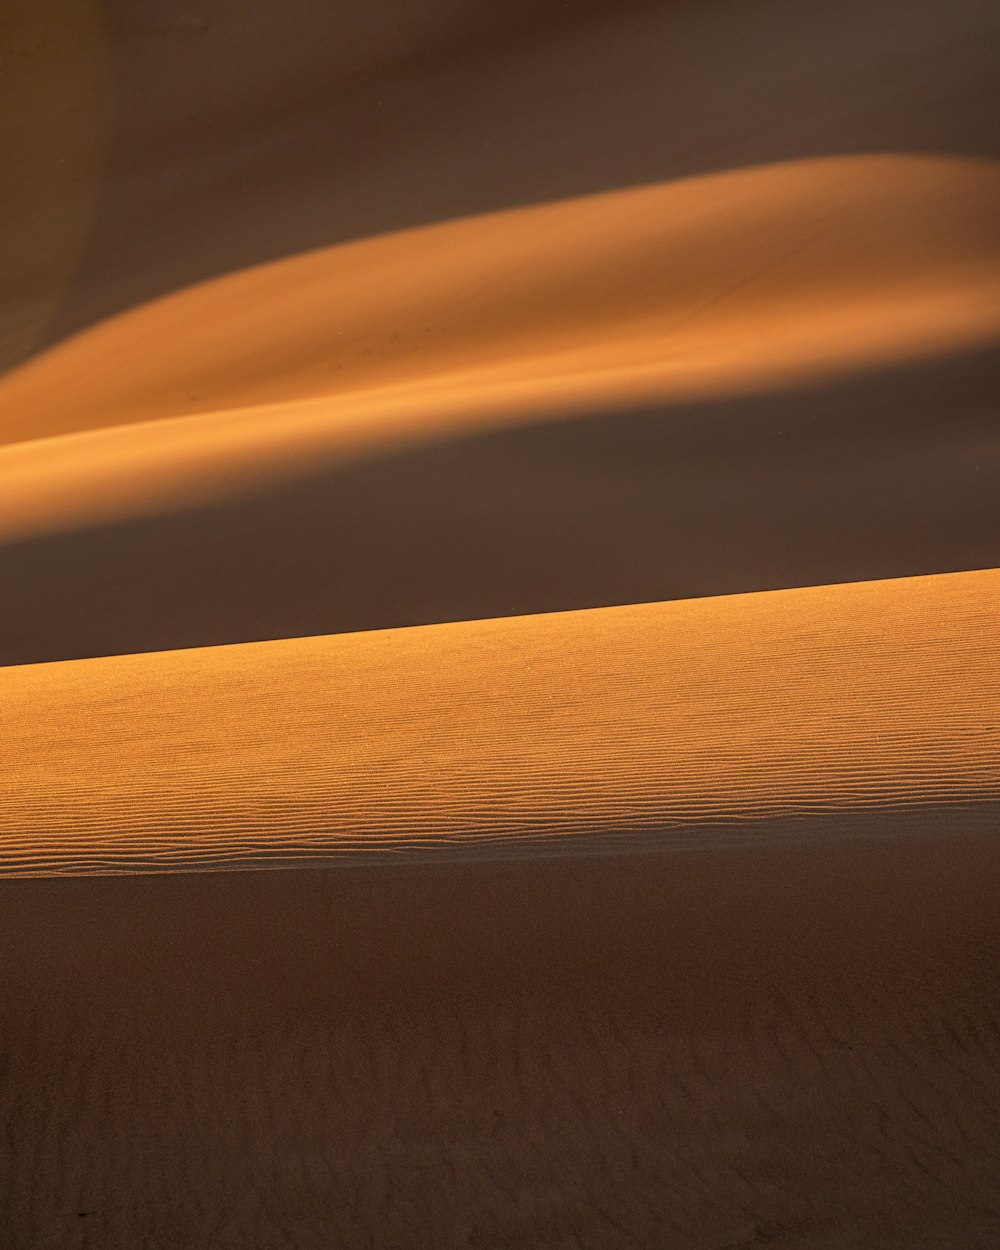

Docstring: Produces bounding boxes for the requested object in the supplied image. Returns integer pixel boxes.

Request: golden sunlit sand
[1,154,998,543]
[2,572,1000,1247]
[2,0,999,1245]
[1,570,998,877]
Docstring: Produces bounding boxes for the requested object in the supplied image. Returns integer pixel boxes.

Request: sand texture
[3,833,1000,1249]
[2,0,999,1245]
[1,569,998,878]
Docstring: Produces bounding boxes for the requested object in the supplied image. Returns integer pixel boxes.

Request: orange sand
[2,571,1000,1246]
[2,570,997,877]
[1,154,998,543]
[2,0,999,1246]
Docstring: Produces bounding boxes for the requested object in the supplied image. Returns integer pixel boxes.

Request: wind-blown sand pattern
[3,0,1000,1245]
[1,570,998,878]
[3,830,1000,1249]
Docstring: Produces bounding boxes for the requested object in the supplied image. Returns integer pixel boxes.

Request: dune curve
[26,0,1000,349]
[2,568,996,878]
[1,158,998,541]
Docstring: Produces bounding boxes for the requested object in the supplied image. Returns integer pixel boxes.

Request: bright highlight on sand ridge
[2,570,996,879]
[0,154,997,543]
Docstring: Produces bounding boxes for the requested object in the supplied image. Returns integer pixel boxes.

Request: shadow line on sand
[1,345,997,667]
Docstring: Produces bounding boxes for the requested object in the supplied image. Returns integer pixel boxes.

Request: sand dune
[1,571,999,1244]
[3,1,999,1246]
[10,0,999,359]
[3,344,997,667]
[2,569,996,878]
[4,152,999,458]
[1,833,999,1249]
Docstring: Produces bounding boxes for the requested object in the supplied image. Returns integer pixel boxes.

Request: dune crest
[0,154,998,541]
[5,152,1000,443]
[2,568,996,879]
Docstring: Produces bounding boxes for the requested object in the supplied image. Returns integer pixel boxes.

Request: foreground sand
[1,573,999,1246]
[2,828,1000,1249]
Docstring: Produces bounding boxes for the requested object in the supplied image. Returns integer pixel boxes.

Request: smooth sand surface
[3,153,999,455]
[2,343,998,667]
[3,0,999,1246]
[7,0,1000,359]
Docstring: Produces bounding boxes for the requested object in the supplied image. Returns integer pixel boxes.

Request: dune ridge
[5,153,1000,444]
[2,568,996,879]
[3,343,997,668]
[1,154,998,549]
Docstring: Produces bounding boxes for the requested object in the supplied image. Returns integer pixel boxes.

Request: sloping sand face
[2,153,998,467]
[2,570,996,876]
[0,574,998,1246]
[3,343,998,667]
[2,830,1000,1249]
[17,0,1000,349]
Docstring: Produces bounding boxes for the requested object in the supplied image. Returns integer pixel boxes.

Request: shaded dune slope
[1,347,996,666]
[2,840,1000,1250]
[1,153,997,665]
[2,569,996,879]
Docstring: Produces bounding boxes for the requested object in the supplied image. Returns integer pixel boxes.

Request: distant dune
[2,0,998,665]
[7,0,999,363]
[4,153,999,456]
[0,153,997,664]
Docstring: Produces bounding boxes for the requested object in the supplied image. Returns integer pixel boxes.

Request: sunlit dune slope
[2,569,996,879]
[3,154,999,443]
[1,153,998,547]
[2,568,1000,1245]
